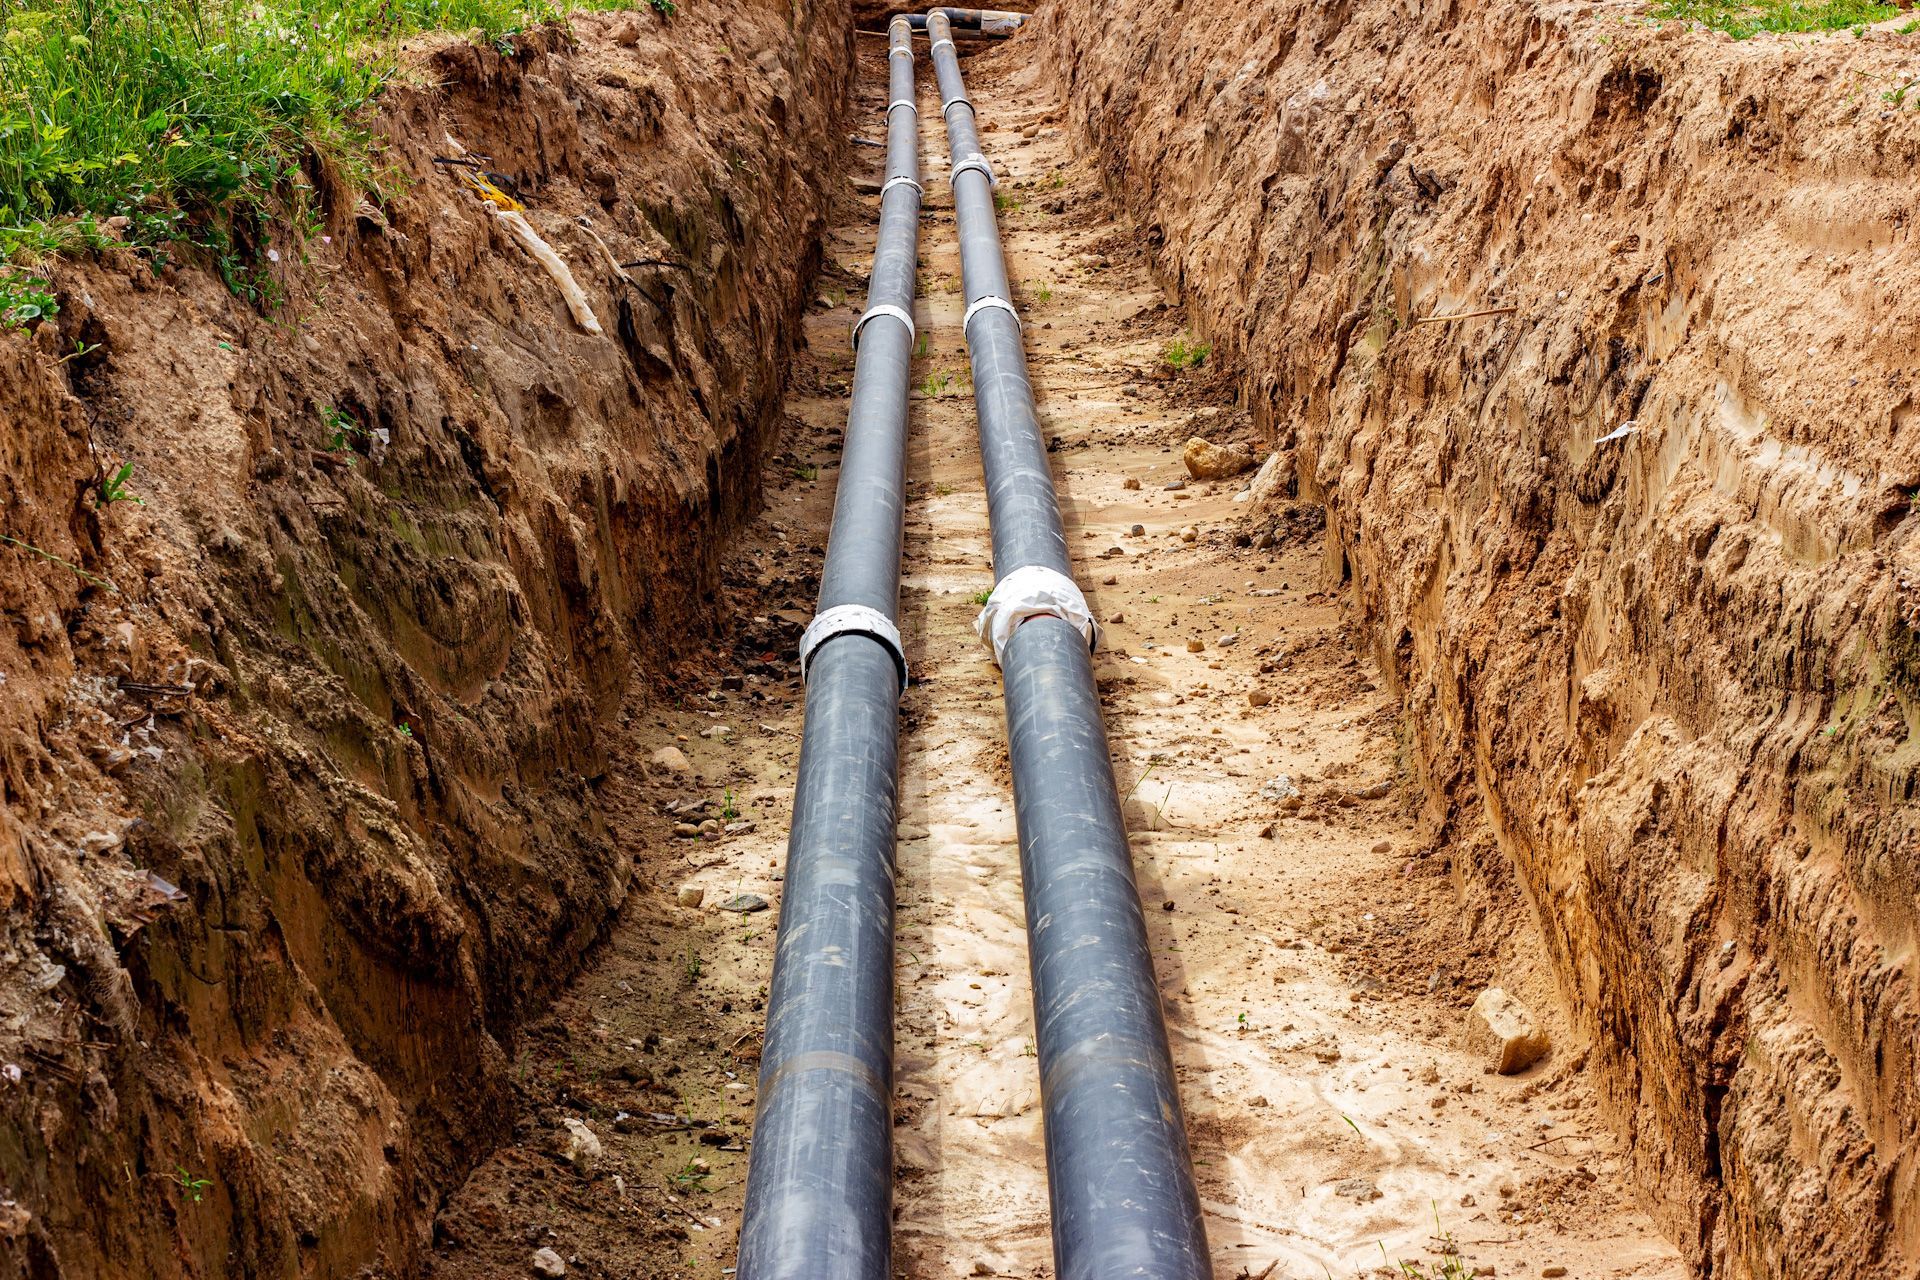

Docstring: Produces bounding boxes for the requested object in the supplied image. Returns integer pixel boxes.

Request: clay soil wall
[0,4,849,1274]
[1036,2,1920,1275]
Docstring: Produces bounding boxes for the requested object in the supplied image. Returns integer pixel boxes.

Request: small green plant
[721,788,739,820]
[932,480,954,497]
[914,332,930,359]
[993,192,1023,213]
[0,271,57,328]
[668,1157,710,1193]
[971,589,993,605]
[169,1168,213,1204]
[97,462,142,507]
[792,463,818,481]
[683,947,704,983]
[320,405,362,455]
[1028,279,1053,304]
[647,0,676,12]
[920,370,956,398]
[1161,335,1211,371]
[397,722,413,738]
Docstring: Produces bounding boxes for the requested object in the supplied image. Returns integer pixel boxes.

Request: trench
[424,23,1682,1280]
[8,0,1904,1277]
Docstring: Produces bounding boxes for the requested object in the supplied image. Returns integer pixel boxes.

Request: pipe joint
[931,36,956,53]
[881,174,924,199]
[950,152,996,188]
[973,565,1099,666]
[962,294,1020,339]
[799,604,909,695]
[851,302,915,349]
[888,99,918,119]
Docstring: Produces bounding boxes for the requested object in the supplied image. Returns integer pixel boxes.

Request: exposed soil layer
[0,5,847,1275]
[1035,2,1920,1276]
[423,34,1679,1279]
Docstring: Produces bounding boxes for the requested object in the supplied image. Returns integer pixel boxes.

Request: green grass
[1647,0,1897,37]
[1161,334,1210,371]
[0,0,643,325]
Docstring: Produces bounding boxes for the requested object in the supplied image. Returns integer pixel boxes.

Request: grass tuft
[0,0,643,323]
[1647,0,1897,38]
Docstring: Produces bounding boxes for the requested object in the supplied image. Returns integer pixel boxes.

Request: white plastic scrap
[497,209,603,335]
[1593,420,1639,445]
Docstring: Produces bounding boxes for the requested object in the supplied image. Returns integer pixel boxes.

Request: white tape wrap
[942,95,975,118]
[851,303,915,349]
[880,174,923,198]
[963,295,1020,337]
[931,37,956,53]
[888,100,917,119]
[950,153,996,188]
[888,43,913,58]
[800,604,909,694]
[973,565,1100,666]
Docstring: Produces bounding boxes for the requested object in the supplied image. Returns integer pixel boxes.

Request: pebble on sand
[1467,987,1551,1074]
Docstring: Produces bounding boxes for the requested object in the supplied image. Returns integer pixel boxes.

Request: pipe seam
[881,174,924,198]
[950,152,996,187]
[961,293,1020,337]
[851,302,916,349]
[888,99,917,119]
[974,563,1098,664]
[798,605,909,695]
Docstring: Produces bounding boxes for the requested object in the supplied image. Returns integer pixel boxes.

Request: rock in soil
[530,1246,567,1278]
[1467,987,1551,1074]
[1182,436,1256,480]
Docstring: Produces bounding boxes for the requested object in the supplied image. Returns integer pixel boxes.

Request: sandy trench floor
[431,32,1687,1280]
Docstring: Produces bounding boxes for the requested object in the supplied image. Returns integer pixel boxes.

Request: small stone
[1333,1176,1382,1202]
[1216,632,1238,646]
[1182,436,1256,480]
[1124,477,1142,490]
[1542,1269,1568,1278]
[1164,478,1187,491]
[651,746,692,775]
[1247,1095,1268,1108]
[1180,526,1198,543]
[531,1246,567,1278]
[557,1118,601,1175]
[673,822,700,839]
[1186,638,1205,653]
[1161,899,1175,911]
[1350,780,1392,801]
[1129,523,1145,536]
[1259,775,1300,804]
[717,893,771,913]
[1467,987,1551,1074]
[973,1264,995,1277]
[676,884,705,908]
[1372,840,1392,853]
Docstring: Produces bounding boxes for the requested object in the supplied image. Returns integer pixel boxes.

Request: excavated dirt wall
[1037,3,1920,1276]
[0,5,847,1274]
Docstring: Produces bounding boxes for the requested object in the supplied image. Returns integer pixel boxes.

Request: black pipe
[736,17,922,1280]
[925,11,1214,1279]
